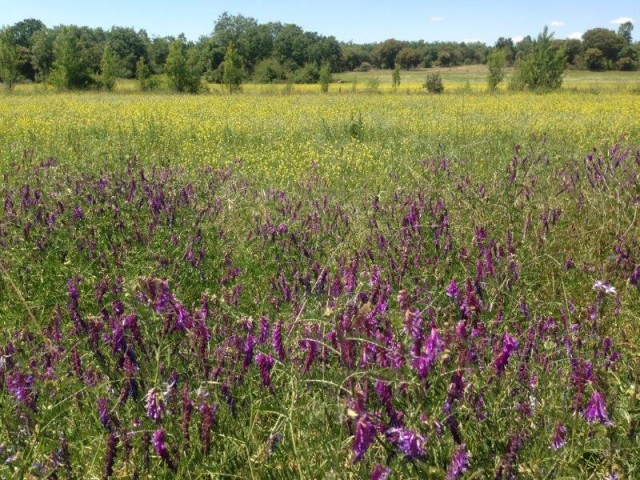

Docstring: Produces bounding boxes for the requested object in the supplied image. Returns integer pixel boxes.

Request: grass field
[1,71,639,479]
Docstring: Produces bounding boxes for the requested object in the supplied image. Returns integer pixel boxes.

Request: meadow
[0,72,639,479]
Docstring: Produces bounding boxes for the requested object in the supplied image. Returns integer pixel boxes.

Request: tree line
[0,14,637,91]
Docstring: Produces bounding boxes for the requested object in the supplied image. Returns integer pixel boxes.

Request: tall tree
[222,44,245,93]
[165,38,201,93]
[514,27,566,90]
[0,29,22,90]
[617,21,634,44]
[100,42,118,91]
[50,27,92,90]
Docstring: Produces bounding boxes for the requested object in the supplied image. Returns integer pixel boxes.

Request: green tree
[617,21,634,44]
[7,18,46,81]
[514,27,566,90]
[0,29,22,90]
[31,28,56,81]
[391,62,401,90]
[487,49,506,90]
[135,56,156,91]
[584,48,606,71]
[318,61,332,92]
[50,27,93,90]
[396,47,422,69]
[374,38,403,69]
[99,42,118,91]
[222,44,245,93]
[424,73,444,93]
[165,38,201,93]
[582,28,625,68]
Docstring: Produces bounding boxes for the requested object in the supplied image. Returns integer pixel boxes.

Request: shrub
[253,58,285,83]
[356,61,372,72]
[319,62,332,93]
[425,73,444,93]
[487,49,506,91]
[514,26,566,90]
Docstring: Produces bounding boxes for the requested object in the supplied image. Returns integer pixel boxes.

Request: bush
[424,73,444,93]
[319,62,332,93]
[617,57,638,71]
[356,61,372,72]
[514,27,566,90]
[293,63,319,83]
[487,49,506,91]
[365,76,380,93]
[253,58,285,83]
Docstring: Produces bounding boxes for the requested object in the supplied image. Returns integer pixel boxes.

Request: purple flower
[446,278,459,299]
[494,333,518,377]
[256,352,275,391]
[272,321,286,361]
[145,387,165,423]
[199,402,218,455]
[446,443,470,480]
[584,391,612,426]
[353,415,377,463]
[412,327,445,380]
[551,422,567,450]
[386,428,426,459]
[98,397,111,431]
[103,433,119,479]
[152,429,176,471]
[370,464,391,480]
[7,371,36,411]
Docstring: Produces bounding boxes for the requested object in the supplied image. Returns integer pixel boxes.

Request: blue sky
[1,0,638,44]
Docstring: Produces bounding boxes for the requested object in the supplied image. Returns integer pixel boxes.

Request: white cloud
[567,32,583,40]
[512,35,525,43]
[550,21,565,27]
[430,16,444,23]
[610,17,634,25]
[464,38,482,43]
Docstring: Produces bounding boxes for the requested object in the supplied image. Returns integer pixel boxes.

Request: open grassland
[1,81,640,479]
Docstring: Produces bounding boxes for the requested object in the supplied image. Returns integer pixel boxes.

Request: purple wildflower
[145,387,165,423]
[370,464,391,480]
[242,334,257,373]
[7,371,36,411]
[551,422,567,450]
[353,414,377,463]
[256,352,275,392]
[494,333,518,377]
[103,433,119,479]
[412,327,445,380]
[386,428,426,459]
[272,321,286,361]
[259,316,270,343]
[98,397,111,431]
[199,402,218,455]
[152,429,176,471]
[446,443,470,480]
[584,391,612,426]
[446,277,459,299]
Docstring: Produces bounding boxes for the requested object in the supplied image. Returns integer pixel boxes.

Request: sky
[0,0,638,45]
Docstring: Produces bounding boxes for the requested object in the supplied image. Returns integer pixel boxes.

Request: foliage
[252,58,285,83]
[396,47,422,69]
[99,43,119,91]
[222,44,245,93]
[30,28,55,81]
[165,38,201,93]
[487,49,506,90]
[0,30,22,90]
[391,63,401,90]
[424,72,444,93]
[582,28,626,67]
[374,38,404,69]
[135,56,156,91]
[584,48,607,71]
[49,27,93,90]
[617,21,634,44]
[318,62,332,93]
[513,27,566,90]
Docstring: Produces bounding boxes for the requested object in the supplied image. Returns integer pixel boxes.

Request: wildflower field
[1,82,640,479]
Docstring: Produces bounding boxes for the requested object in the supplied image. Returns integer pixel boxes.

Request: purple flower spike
[353,415,377,463]
[551,422,567,450]
[272,321,286,361]
[494,333,519,377]
[145,387,165,423]
[256,352,275,391]
[386,428,426,459]
[370,464,391,480]
[584,391,612,426]
[152,429,176,471]
[98,397,111,431]
[446,443,470,480]
[446,278,459,299]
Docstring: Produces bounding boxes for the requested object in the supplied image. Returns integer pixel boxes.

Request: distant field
[1,76,639,479]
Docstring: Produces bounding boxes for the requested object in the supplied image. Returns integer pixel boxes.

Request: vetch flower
[352,414,377,463]
[386,428,426,459]
[446,443,470,479]
[370,464,391,480]
[584,391,612,426]
[551,422,567,450]
[152,429,176,471]
[145,388,165,423]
